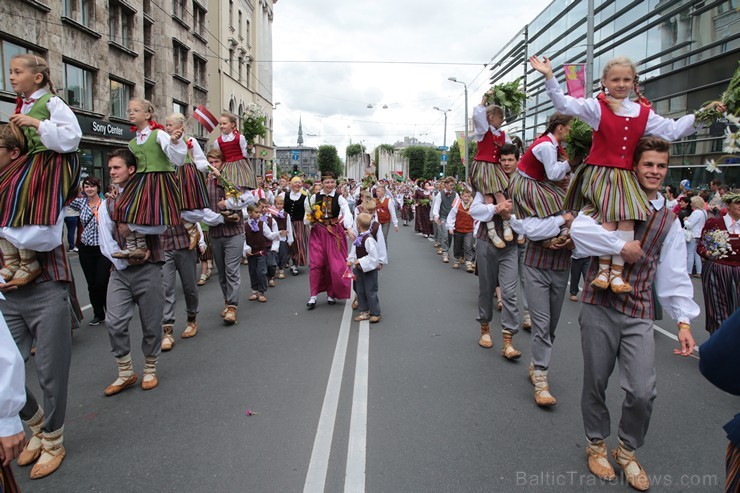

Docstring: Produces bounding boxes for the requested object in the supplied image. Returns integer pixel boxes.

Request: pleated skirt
[469,160,510,196]
[564,164,651,222]
[701,260,739,334]
[222,158,256,190]
[199,229,213,261]
[509,173,565,218]
[178,163,210,210]
[0,150,80,227]
[113,171,183,226]
[290,219,310,266]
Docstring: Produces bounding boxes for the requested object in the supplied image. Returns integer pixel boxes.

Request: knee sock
[610,231,634,287]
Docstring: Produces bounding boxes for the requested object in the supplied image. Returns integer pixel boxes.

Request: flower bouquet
[484,78,527,121]
[418,198,431,207]
[695,62,739,126]
[700,229,736,260]
[305,204,324,224]
[242,102,267,143]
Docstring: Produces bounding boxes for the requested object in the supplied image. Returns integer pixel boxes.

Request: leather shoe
[327,299,337,305]
[141,374,158,391]
[29,446,65,479]
[307,301,316,310]
[369,315,381,323]
[104,373,138,396]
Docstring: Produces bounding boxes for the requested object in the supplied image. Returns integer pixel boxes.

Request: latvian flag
[193,105,219,133]
[392,170,404,182]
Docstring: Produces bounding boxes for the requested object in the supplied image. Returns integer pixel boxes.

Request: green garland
[695,62,740,125]
[484,78,528,121]
[565,118,593,167]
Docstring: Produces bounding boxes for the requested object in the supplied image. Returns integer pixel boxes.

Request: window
[229,0,234,28]
[193,2,206,37]
[238,56,243,82]
[245,62,250,89]
[173,41,188,78]
[173,0,186,19]
[143,21,152,48]
[246,19,250,42]
[238,11,243,39]
[173,101,185,116]
[192,106,205,137]
[144,53,153,77]
[63,63,93,111]
[109,79,131,119]
[193,55,206,87]
[228,49,234,76]
[144,82,153,102]
[0,40,30,92]
[63,0,92,27]
[109,1,133,49]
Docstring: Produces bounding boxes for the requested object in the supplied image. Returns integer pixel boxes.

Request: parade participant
[697,191,740,334]
[111,98,186,259]
[165,113,218,250]
[569,137,698,490]
[446,187,475,272]
[414,181,434,238]
[197,222,214,286]
[245,205,278,303]
[0,55,82,287]
[401,185,414,227]
[205,149,253,325]
[160,221,201,351]
[0,306,25,489]
[253,176,275,205]
[509,112,573,247]
[304,171,354,309]
[433,177,458,263]
[470,95,513,247]
[211,112,256,189]
[530,54,725,294]
[469,191,521,359]
[375,184,398,246]
[98,149,167,396]
[284,176,308,276]
[256,198,280,287]
[67,176,111,325]
[271,195,293,279]
[347,213,381,323]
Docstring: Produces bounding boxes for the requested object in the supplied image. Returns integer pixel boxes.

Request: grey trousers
[453,232,474,262]
[436,221,451,252]
[0,281,71,432]
[355,267,380,316]
[579,303,657,451]
[163,248,199,325]
[211,234,243,306]
[106,263,164,359]
[517,243,529,311]
[248,254,268,293]
[476,239,519,333]
[380,222,391,247]
[523,265,568,370]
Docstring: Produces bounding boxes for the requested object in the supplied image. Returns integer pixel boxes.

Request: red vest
[517,134,567,181]
[376,197,391,224]
[218,132,245,163]
[585,96,650,170]
[454,201,474,233]
[473,129,506,163]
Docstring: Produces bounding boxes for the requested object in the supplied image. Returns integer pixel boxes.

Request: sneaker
[89,316,105,326]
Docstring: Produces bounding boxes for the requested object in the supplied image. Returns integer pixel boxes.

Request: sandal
[590,269,611,290]
[197,274,208,286]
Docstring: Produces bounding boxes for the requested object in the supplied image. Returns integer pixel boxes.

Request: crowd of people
[0,51,738,493]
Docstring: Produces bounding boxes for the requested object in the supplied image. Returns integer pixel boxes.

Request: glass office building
[489,0,739,187]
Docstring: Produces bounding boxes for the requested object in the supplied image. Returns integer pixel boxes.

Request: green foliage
[565,118,593,167]
[446,141,463,179]
[317,145,341,176]
[484,78,527,121]
[403,146,427,180]
[423,147,442,179]
[378,144,395,154]
[346,143,366,158]
[695,62,740,125]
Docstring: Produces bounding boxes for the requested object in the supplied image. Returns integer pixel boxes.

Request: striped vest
[162,225,190,251]
[524,241,571,271]
[206,177,243,238]
[582,206,675,320]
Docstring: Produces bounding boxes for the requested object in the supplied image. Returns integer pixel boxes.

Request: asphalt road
[12,226,735,492]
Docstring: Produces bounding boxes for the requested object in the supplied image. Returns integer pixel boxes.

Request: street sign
[292,152,300,161]
[440,154,448,161]
[438,146,449,151]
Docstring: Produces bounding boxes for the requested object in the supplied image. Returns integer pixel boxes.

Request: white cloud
[272,0,551,154]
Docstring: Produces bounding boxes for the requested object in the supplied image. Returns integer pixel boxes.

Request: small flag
[564,64,586,98]
[392,170,403,182]
[193,105,219,133]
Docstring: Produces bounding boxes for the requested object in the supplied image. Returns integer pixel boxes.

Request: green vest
[128,129,175,173]
[24,92,53,154]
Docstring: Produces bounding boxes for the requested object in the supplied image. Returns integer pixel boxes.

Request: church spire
[297,115,304,146]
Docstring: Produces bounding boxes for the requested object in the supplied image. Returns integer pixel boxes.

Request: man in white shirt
[0,304,26,470]
[570,137,698,491]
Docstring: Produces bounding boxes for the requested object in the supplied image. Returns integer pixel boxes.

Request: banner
[455,131,468,164]
[564,64,586,98]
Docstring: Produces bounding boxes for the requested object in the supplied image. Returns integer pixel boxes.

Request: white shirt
[212,131,248,159]
[510,215,565,241]
[0,302,25,437]
[351,217,388,265]
[21,89,81,153]
[518,133,570,181]
[570,194,699,324]
[725,213,740,235]
[243,219,280,255]
[135,126,187,166]
[665,198,678,210]
[305,189,353,230]
[97,197,131,271]
[347,234,380,272]
[186,137,211,173]
[545,78,696,139]
[684,209,708,239]
[376,194,398,227]
[275,211,294,245]
[446,197,474,232]
[473,105,513,143]
[433,190,457,220]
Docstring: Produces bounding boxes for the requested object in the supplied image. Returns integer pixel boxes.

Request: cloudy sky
[271,0,552,155]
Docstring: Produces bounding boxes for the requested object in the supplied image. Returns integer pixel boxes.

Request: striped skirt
[0,150,81,227]
[509,173,565,218]
[222,158,257,190]
[728,441,740,493]
[564,164,651,222]
[415,204,433,235]
[199,229,213,261]
[401,203,414,221]
[469,160,510,196]
[1,462,19,493]
[290,219,310,266]
[178,163,210,210]
[700,260,739,334]
[113,171,183,226]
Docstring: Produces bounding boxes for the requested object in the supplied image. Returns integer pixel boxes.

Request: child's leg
[590,221,617,290]
[366,269,380,316]
[248,256,259,292]
[257,255,268,294]
[355,270,369,312]
[0,236,20,281]
[494,192,514,242]
[609,221,634,293]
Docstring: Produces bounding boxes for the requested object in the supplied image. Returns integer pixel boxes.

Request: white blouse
[21,89,81,153]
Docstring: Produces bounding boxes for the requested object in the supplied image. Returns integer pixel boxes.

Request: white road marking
[653,323,700,357]
[345,319,369,493]
[304,301,353,493]
[81,304,92,311]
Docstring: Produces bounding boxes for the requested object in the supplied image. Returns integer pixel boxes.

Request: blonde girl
[211,112,256,189]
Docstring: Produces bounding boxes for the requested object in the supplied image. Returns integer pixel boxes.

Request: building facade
[487,0,739,187]
[206,0,276,177]
[275,146,318,179]
[0,0,212,189]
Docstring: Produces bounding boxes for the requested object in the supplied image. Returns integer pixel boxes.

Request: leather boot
[612,440,650,491]
[161,324,175,351]
[533,370,557,407]
[586,439,616,481]
[17,407,44,466]
[7,248,42,287]
[478,323,493,348]
[0,237,20,281]
[502,219,514,242]
[502,330,522,360]
[30,427,65,479]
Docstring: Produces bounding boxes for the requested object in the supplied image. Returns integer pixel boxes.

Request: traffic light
[292,165,299,176]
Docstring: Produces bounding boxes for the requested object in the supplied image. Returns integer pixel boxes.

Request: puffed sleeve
[36,96,82,153]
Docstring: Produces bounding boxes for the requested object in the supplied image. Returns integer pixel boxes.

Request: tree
[423,147,442,179]
[402,146,427,180]
[317,145,341,176]
[345,143,366,158]
[373,144,395,178]
[446,141,463,179]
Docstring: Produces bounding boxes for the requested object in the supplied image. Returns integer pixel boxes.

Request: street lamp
[448,77,469,182]
[433,106,451,177]
[367,103,389,109]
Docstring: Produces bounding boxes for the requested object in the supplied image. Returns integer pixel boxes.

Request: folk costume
[245,217,279,299]
[375,192,398,246]
[0,89,82,287]
[446,195,475,271]
[469,105,512,196]
[178,135,214,249]
[432,189,457,261]
[414,188,434,237]
[270,208,294,279]
[348,231,381,322]
[0,309,24,488]
[212,130,256,189]
[284,185,309,272]
[160,224,200,350]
